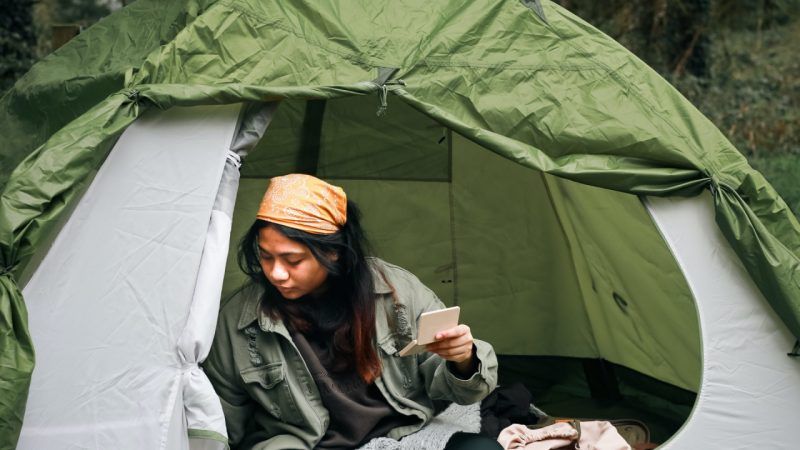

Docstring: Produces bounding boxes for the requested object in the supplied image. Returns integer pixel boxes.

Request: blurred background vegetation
[1,0,798,216]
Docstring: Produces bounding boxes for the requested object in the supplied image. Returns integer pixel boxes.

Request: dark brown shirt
[289,299,412,449]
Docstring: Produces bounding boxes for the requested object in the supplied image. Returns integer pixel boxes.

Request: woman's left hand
[425,324,477,376]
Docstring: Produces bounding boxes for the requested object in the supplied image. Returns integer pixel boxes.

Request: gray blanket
[357,403,482,450]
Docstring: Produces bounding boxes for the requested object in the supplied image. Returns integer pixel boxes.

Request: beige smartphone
[398,306,461,357]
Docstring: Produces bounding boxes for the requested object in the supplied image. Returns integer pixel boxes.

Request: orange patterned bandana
[256,174,347,235]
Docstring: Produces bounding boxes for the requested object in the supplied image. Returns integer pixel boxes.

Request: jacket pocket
[378,337,417,395]
[239,362,305,425]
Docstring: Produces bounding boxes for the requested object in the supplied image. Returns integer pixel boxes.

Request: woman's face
[257,225,330,300]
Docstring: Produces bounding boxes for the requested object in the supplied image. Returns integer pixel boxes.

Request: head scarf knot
[256,174,347,235]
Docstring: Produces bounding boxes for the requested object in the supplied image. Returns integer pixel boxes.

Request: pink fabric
[497,422,631,450]
[498,423,576,449]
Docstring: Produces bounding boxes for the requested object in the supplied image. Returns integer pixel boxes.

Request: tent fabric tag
[520,0,547,23]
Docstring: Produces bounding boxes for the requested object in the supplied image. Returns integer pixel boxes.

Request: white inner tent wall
[19,105,241,450]
[645,193,800,449]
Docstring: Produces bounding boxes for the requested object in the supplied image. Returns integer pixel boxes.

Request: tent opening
[221,96,703,443]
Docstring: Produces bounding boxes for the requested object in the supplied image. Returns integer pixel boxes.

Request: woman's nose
[270,262,289,281]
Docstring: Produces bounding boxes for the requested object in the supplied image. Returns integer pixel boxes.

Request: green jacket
[204,258,498,450]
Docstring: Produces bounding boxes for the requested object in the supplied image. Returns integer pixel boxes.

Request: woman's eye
[287,259,303,266]
[259,253,273,261]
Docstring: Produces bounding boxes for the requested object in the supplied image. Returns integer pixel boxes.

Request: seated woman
[205,174,499,450]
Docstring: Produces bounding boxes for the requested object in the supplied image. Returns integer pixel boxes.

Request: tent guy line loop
[375,79,406,117]
[371,67,404,116]
[377,84,389,117]
[124,89,141,103]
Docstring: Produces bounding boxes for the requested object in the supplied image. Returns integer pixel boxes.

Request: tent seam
[538,173,600,356]
[447,129,459,306]
[417,60,603,71]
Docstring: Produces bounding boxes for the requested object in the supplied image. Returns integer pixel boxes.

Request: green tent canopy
[2,1,799,449]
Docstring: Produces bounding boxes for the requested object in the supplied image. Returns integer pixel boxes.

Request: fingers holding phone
[395,306,478,376]
[426,324,474,363]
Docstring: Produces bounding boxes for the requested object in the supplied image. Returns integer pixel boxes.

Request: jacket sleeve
[203,312,255,448]
[410,281,499,405]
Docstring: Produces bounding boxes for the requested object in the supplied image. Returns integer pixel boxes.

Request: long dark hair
[238,200,382,383]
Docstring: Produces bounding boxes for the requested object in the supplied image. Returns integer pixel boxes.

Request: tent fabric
[229,102,280,159]
[16,105,239,449]
[544,175,701,390]
[1,0,799,447]
[646,193,800,449]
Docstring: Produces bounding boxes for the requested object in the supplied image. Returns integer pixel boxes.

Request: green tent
[2,1,799,449]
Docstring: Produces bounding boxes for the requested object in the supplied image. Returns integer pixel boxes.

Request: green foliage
[0,0,37,95]
[31,0,115,59]
[671,19,800,155]
[52,0,113,24]
[714,0,800,29]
